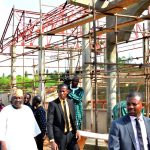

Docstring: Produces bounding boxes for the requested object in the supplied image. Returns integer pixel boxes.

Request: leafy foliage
[0,71,60,92]
[0,76,11,91]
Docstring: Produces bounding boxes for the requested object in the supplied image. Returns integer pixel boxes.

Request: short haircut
[25,93,31,99]
[72,76,79,82]
[57,84,68,90]
[126,91,144,102]
[32,95,42,103]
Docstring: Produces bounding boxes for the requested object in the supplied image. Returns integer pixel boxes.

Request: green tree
[0,76,11,91]
[25,71,28,77]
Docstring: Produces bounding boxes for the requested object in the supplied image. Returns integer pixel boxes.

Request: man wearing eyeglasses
[0,89,41,150]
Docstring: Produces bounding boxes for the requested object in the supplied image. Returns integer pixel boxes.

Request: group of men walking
[0,75,150,150]
[0,76,84,150]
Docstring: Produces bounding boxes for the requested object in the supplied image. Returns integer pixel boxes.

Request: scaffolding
[0,0,150,136]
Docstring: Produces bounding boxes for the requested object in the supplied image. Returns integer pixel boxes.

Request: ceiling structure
[0,0,149,94]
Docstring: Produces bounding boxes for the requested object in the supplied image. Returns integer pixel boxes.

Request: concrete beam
[46,0,141,35]
[67,0,140,12]
[86,14,150,37]
[106,0,150,42]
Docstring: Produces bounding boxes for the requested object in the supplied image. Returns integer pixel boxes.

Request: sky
[0,0,66,37]
[0,0,66,76]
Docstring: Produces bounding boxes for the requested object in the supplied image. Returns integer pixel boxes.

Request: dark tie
[63,100,69,132]
[135,118,144,150]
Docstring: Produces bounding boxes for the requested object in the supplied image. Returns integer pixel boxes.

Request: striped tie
[135,118,144,150]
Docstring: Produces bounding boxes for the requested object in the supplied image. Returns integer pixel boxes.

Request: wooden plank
[78,130,108,150]
[78,136,87,150]
[78,130,108,141]
[67,0,140,13]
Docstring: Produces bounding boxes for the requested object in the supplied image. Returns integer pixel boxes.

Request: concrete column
[38,0,45,102]
[148,6,150,32]
[38,36,45,102]
[11,45,17,94]
[106,16,117,131]
[69,50,74,77]
[82,23,93,129]
[143,20,150,116]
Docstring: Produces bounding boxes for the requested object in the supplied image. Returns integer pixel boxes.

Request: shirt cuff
[50,139,55,142]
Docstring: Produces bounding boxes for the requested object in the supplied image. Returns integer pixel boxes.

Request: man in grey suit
[47,84,80,150]
[108,91,150,150]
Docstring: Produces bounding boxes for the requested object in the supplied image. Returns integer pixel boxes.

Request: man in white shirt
[0,89,41,150]
[108,91,150,150]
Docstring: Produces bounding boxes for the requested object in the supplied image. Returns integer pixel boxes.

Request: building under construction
[0,0,150,135]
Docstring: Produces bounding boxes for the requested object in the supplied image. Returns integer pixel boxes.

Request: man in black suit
[108,91,150,150]
[47,84,80,150]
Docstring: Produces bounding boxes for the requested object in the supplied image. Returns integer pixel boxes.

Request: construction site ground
[43,137,108,150]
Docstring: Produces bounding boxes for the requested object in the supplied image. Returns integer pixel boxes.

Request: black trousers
[36,134,44,150]
[56,131,79,150]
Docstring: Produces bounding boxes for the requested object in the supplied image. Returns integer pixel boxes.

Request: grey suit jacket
[108,114,150,150]
[47,98,77,142]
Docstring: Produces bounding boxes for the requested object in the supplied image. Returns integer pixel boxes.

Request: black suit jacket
[108,114,150,150]
[47,98,77,142]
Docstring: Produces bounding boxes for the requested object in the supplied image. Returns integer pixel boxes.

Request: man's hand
[1,141,7,150]
[50,140,58,150]
[76,130,81,141]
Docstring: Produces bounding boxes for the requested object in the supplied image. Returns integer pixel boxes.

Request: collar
[36,104,42,108]
[130,114,143,122]
[70,84,79,90]
[11,104,22,109]
[59,98,67,102]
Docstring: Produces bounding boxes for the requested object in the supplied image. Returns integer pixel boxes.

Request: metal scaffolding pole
[38,0,45,102]
[92,0,98,149]
[11,6,17,94]
[115,14,121,117]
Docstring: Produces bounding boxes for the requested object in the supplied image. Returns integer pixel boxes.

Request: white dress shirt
[130,115,148,150]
